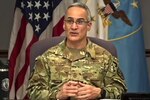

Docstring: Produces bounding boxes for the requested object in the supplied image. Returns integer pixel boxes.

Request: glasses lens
[76,19,88,25]
[65,19,88,25]
[65,19,74,24]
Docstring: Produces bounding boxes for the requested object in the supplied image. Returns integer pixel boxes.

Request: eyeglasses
[64,19,89,25]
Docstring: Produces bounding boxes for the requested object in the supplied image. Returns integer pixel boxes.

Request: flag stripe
[8,9,23,58]
[52,16,64,36]
[9,16,28,93]
[15,35,38,93]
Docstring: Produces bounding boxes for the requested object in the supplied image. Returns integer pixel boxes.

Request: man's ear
[87,22,92,31]
[63,22,65,30]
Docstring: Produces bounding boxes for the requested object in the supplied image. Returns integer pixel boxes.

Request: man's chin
[68,35,79,40]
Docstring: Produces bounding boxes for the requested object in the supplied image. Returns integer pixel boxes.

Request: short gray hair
[65,2,91,21]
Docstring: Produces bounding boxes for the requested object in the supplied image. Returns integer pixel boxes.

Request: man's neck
[66,38,87,49]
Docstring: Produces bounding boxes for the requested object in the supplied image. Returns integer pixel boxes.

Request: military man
[27,2,127,100]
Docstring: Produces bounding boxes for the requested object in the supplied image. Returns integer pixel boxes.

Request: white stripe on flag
[15,23,34,99]
[8,8,23,59]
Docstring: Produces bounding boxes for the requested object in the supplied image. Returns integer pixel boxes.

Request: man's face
[63,6,91,42]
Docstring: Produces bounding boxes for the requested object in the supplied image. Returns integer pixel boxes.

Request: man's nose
[70,22,78,29]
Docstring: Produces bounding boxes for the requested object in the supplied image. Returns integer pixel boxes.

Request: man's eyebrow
[76,18,86,20]
[66,17,73,19]
[66,17,86,20]
[67,17,73,19]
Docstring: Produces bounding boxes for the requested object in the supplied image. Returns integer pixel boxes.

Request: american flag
[8,0,73,99]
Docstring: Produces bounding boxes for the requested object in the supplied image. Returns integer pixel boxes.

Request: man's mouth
[70,32,78,36]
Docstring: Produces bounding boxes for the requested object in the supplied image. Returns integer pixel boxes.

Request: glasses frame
[64,18,89,26]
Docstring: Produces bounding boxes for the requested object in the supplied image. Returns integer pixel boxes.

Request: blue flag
[109,0,150,92]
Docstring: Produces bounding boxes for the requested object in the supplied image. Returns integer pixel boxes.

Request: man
[27,2,127,100]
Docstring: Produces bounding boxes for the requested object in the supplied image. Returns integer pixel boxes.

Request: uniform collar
[57,38,96,61]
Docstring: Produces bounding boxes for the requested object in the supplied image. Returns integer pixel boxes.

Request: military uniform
[27,39,127,100]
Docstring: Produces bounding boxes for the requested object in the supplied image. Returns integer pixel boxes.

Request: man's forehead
[67,6,87,14]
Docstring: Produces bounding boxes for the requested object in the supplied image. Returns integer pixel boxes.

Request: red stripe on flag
[9,16,28,92]
[52,16,64,36]
[15,35,38,93]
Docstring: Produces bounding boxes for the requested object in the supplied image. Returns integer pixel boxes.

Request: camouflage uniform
[27,39,127,100]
